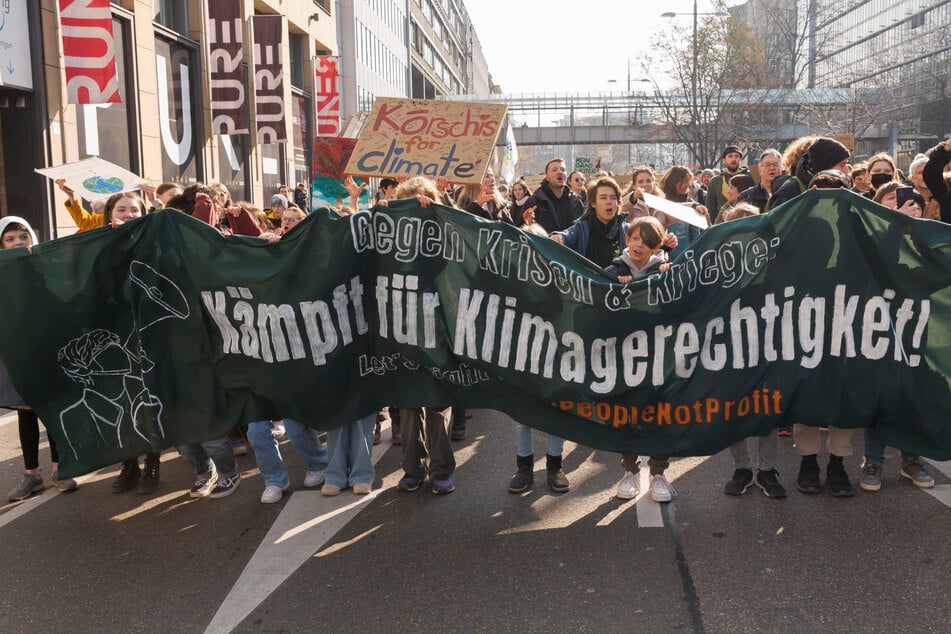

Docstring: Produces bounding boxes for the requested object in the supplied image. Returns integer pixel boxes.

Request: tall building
[806,0,951,160]
[337,0,410,119]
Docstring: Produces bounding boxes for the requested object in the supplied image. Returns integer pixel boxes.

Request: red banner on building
[314,56,341,137]
[58,0,120,104]
[207,0,248,135]
[251,15,286,143]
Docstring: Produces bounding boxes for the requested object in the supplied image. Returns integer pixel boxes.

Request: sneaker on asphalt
[900,458,935,489]
[189,470,219,498]
[353,482,372,495]
[724,468,754,495]
[271,420,285,440]
[8,473,45,502]
[649,474,674,503]
[616,471,640,500]
[796,459,822,494]
[825,459,854,497]
[755,469,787,498]
[303,469,325,488]
[260,483,289,504]
[432,476,455,495]
[397,474,423,492]
[860,461,883,492]
[112,460,140,493]
[50,470,78,493]
[210,473,241,499]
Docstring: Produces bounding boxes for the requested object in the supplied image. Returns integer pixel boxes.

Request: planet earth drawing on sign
[82,176,125,195]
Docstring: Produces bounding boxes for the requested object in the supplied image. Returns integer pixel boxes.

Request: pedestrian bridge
[448,89,858,146]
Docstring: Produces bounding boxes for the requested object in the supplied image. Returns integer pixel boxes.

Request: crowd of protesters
[2,133,950,507]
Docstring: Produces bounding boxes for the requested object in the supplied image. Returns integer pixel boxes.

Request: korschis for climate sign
[58,0,120,104]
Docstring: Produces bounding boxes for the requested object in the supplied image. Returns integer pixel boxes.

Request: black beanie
[807,138,850,172]
[721,145,742,159]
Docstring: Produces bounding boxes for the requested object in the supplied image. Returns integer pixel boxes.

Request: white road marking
[636,459,665,528]
[923,459,951,507]
[204,423,395,634]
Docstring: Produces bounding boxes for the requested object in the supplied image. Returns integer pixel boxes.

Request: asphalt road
[1,407,949,633]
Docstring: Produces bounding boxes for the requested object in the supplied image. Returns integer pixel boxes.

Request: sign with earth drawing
[36,157,144,200]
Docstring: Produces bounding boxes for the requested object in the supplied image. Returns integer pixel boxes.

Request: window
[289,32,306,89]
[152,0,188,35]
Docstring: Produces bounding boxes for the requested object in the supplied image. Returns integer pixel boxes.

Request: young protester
[550,175,627,267]
[604,217,677,502]
[1,217,80,501]
[455,167,514,224]
[531,158,585,234]
[567,170,587,205]
[873,181,924,219]
[657,165,710,260]
[321,412,377,497]
[391,177,457,495]
[711,203,787,497]
[768,137,850,210]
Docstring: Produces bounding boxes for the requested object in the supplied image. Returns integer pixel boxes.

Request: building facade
[806,0,951,162]
[0,0,336,240]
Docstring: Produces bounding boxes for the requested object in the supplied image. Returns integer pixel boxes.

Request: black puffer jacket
[923,141,951,223]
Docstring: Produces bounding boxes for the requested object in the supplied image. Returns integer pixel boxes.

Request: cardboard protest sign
[36,157,143,200]
[344,97,507,185]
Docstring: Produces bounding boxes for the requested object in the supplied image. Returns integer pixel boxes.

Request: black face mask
[870,172,893,189]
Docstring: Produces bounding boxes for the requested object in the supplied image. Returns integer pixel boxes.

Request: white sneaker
[649,474,675,503]
[616,471,640,499]
[271,420,286,440]
[303,469,325,488]
[260,483,289,504]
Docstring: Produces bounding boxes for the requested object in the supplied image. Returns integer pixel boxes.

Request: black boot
[546,454,570,493]
[137,453,161,494]
[796,454,821,494]
[450,408,468,441]
[825,455,854,497]
[508,454,534,493]
[112,459,140,493]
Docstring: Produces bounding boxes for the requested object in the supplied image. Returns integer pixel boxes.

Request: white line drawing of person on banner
[56,261,191,462]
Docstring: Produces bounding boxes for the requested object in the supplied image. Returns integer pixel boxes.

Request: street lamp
[661,1,729,163]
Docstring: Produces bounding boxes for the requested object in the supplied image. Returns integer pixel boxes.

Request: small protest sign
[35,157,143,200]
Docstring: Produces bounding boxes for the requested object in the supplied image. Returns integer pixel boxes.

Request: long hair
[659,166,693,199]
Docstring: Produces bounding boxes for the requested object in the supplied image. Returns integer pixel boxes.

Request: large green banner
[0,190,949,476]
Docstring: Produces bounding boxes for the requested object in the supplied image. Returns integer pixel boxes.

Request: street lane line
[636,458,665,528]
[205,424,395,634]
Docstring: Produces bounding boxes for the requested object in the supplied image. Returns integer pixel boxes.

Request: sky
[464,0,740,95]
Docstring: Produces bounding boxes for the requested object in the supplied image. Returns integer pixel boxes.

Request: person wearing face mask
[866,153,899,194]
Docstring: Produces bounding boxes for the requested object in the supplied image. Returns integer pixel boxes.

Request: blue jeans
[324,413,376,488]
[247,419,329,488]
[864,428,916,465]
[177,435,237,478]
[514,422,564,458]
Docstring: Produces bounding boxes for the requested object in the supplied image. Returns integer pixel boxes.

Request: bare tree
[639,9,769,168]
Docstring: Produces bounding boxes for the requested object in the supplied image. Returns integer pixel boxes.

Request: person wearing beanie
[268,193,288,227]
[767,136,851,212]
[706,145,749,222]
